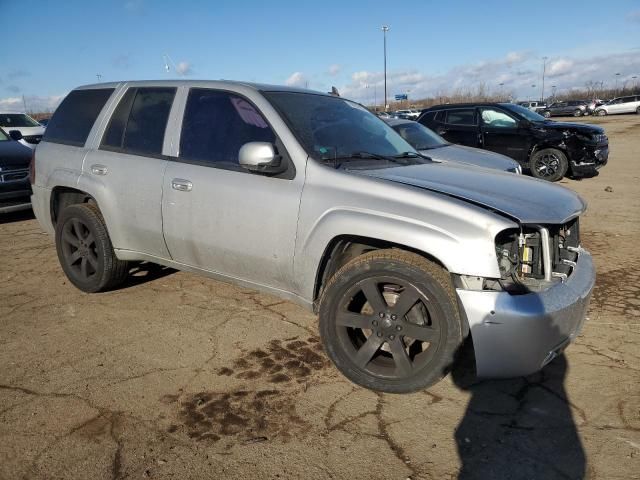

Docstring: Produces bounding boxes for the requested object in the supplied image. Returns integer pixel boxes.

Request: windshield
[0,113,41,128]
[263,92,416,160]
[391,122,447,150]
[502,103,546,122]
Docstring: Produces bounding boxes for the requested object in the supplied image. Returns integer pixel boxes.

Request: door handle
[171,178,193,192]
[436,127,447,135]
[91,164,108,176]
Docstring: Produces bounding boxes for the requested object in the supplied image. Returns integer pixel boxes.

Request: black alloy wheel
[319,249,462,393]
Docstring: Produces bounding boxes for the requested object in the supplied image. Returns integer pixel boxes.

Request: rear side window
[101,87,176,156]
[44,88,114,146]
[179,88,276,168]
[446,109,476,126]
[419,111,437,125]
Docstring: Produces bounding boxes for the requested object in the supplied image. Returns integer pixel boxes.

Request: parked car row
[29,80,595,394]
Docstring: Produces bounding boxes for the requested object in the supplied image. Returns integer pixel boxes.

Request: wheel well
[51,187,97,226]
[313,235,447,308]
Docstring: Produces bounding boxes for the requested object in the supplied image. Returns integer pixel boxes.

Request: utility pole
[615,73,621,95]
[382,25,389,111]
[96,74,102,82]
[541,56,548,102]
[22,95,28,113]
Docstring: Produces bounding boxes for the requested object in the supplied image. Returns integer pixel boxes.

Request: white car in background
[0,113,45,149]
[594,95,640,116]
[394,109,421,119]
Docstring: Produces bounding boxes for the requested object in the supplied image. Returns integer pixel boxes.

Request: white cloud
[627,9,640,23]
[285,71,308,87]
[547,59,573,76]
[175,61,192,76]
[328,64,341,76]
[0,94,65,113]
[337,50,640,103]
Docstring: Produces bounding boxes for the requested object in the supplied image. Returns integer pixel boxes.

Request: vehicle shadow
[450,336,586,480]
[0,208,34,224]
[119,261,177,289]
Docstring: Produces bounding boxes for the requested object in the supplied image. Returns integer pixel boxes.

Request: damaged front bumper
[456,248,595,378]
[569,145,609,177]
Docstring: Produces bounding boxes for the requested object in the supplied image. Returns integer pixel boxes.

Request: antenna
[163,53,183,76]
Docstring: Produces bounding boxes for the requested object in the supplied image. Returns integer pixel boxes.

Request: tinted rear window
[446,109,476,125]
[101,87,176,156]
[44,89,114,146]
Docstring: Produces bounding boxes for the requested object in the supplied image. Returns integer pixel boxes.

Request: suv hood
[535,120,604,135]
[422,144,519,172]
[354,162,586,224]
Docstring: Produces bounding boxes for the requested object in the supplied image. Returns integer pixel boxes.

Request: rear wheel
[318,249,462,393]
[543,110,551,118]
[530,148,568,182]
[636,107,640,115]
[55,203,129,293]
[573,109,582,117]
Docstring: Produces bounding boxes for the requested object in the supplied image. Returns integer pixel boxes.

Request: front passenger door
[479,107,528,162]
[162,88,304,292]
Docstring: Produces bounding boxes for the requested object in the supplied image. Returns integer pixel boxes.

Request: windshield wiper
[394,151,432,161]
[326,151,407,168]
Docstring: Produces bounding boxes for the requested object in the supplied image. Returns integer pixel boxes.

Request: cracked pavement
[1,115,639,479]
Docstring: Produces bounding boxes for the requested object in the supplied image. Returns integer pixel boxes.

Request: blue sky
[2,0,639,111]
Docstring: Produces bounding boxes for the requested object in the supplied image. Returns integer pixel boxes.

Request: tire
[636,107,640,115]
[543,111,551,118]
[573,109,582,117]
[55,203,129,293]
[529,148,568,182]
[318,249,463,393]
[596,109,607,116]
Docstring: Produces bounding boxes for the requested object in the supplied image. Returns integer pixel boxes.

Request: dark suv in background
[541,100,589,118]
[417,102,608,181]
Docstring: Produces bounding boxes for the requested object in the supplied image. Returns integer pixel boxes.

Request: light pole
[633,76,638,92]
[615,73,621,95]
[541,56,548,102]
[531,84,536,101]
[499,82,504,100]
[96,74,102,82]
[551,85,557,101]
[382,25,389,111]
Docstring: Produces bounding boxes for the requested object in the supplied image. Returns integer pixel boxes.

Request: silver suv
[31,81,595,393]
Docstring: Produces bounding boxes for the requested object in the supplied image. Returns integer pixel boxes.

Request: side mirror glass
[238,142,285,174]
[9,129,23,141]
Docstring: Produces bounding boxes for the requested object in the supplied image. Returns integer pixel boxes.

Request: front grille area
[495,218,581,292]
[0,167,29,183]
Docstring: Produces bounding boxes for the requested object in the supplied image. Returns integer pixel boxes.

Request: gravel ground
[1,114,639,480]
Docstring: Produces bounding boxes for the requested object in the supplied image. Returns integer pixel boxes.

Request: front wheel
[543,110,551,118]
[318,249,462,393]
[636,107,640,115]
[573,109,582,117]
[530,148,568,182]
[596,109,607,116]
[55,203,129,293]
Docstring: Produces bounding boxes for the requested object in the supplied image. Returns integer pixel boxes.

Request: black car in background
[417,102,608,181]
[0,128,32,213]
[541,100,589,118]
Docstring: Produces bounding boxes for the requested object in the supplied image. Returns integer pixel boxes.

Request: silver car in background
[384,118,522,173]
[31,80,594,393]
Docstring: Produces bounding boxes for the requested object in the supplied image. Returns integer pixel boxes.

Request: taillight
[29,150,36,185]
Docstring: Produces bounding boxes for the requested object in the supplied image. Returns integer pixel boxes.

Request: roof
[75,79,331,96]
[422,102,514,111]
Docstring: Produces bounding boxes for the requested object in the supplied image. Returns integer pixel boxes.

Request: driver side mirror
[238,142,285,175]
[8,130,23,141]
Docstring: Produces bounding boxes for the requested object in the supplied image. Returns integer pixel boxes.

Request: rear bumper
[456,249,595,378]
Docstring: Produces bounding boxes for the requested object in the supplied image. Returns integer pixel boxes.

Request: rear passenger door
[439,108,479,147]
[83,86,177,258]
[161,88,304,292]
